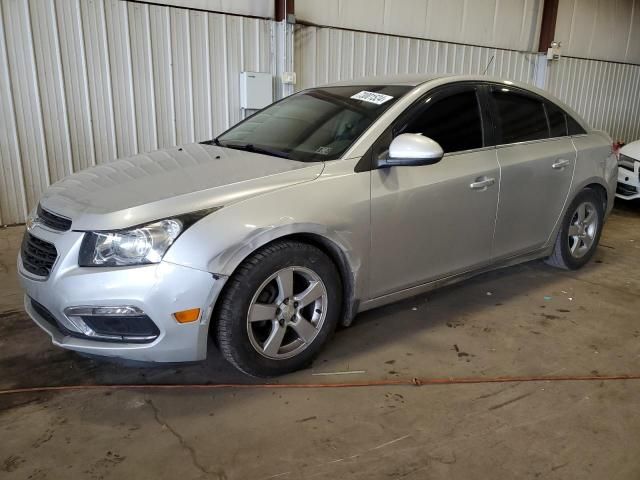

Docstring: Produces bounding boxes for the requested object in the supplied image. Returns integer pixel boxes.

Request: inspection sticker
[315,146,333,155]
[350,91,394,105]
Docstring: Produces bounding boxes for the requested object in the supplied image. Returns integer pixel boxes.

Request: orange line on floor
[1,373,639,396]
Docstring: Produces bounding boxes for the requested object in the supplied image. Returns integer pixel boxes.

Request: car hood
[39,143,324,231]
[620,139,640,160]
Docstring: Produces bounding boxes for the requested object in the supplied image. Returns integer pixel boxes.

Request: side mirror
[377,133,444,168]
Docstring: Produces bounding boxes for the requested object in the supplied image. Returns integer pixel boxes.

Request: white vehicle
[617,140,640,200]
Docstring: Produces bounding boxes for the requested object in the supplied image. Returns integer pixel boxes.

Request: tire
[215,240,342,377]
[545,188,604,270]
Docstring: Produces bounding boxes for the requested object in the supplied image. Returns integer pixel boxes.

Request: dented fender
[163,157,372,303]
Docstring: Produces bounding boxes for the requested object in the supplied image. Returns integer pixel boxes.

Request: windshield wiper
[218,142,290,159]
[199,138,223,147]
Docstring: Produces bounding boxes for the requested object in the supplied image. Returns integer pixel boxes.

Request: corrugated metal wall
[295,0,544,52]
[2,3,639,224]
[555,0,640,64]
[0,0,275,225]
[546,57,640,142]
[295,25,540,90]
[295,24,640,144]
[296,0,640,65]
[152,0,274,18]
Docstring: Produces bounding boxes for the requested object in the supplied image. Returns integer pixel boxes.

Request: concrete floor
[1,201,640,479]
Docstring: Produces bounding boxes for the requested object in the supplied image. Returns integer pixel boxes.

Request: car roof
[324,73,532,90]
[620,139,640,158]
[322,74,590,132]
[324,73,444,87]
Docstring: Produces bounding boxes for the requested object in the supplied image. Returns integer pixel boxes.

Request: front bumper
[616,161,640,200]
[18,225,226,362]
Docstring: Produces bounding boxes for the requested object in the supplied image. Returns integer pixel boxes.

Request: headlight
[78,207,221,267]
[619,154,638,171]
[79,219,183,267]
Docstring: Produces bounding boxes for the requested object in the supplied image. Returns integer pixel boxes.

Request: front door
[369,85,500,299]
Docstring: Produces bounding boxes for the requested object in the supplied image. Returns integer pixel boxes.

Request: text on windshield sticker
[350,91,394,105]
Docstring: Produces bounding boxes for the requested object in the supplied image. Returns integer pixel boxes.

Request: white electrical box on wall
[282,72,297,85]
[240,72,273,110]
[546,41,562,61]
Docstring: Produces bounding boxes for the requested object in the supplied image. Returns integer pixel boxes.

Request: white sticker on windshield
[315,146,332,155]
[350,91,394,105]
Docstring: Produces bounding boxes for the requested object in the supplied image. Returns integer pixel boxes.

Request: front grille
[30,298,60,329]
[30,299,86,340]
[617,184,638,196]
[619,161,636,172]
[38,205,72,231]
[21,233,58,277]
[30,298,88,343]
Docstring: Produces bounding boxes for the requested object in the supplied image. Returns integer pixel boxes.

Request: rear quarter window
[544,102,568,137]
[567,114,587,135]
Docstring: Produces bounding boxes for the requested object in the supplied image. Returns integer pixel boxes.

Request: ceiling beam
[538,0,560,52]
[275,0,295,22]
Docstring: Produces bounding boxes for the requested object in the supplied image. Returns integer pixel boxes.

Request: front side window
[398,90,484,153]
[214,85,411,162]
[491,89,549,144]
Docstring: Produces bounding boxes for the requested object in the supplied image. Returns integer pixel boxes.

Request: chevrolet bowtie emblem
[26,214,40,231]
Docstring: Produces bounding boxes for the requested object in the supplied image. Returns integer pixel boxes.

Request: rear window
[545,101,568,137]
[491,89,549,144]
[567,114,587,135]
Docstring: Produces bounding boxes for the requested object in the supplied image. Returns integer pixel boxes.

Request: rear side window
[491,89,549,144]
[399,90,484,153]
[567,115,587,135]
[545,101,567,137]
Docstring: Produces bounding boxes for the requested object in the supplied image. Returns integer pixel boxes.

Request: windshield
[213,85,411,162]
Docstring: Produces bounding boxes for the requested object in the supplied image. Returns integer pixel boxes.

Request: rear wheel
[545,188,604,270]
[215,240,342,377]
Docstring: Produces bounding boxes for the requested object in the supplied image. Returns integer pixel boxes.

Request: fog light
[173,308,201,323]
[63,305,159,343]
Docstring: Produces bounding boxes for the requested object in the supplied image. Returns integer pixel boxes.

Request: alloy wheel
[568,201,598,259]
[246,266,328,360]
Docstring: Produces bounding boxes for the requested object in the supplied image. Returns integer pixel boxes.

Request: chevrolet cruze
[19,75,618,377]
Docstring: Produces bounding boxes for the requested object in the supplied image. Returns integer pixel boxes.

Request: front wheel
[545,188,604,270]
[215,240,342,377]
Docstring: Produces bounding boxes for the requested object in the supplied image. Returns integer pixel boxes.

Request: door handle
[469,177,496,190]
[552,159,571,170]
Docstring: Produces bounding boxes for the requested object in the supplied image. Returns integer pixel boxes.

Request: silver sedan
[18,74,618,376]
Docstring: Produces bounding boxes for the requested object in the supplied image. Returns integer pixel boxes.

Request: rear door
[488,86,575,259]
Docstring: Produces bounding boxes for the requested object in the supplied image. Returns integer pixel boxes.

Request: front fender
[211,221,360,279]
[163,157,371,302]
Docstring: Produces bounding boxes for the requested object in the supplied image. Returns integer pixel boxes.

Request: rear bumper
[18,226,227,362]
